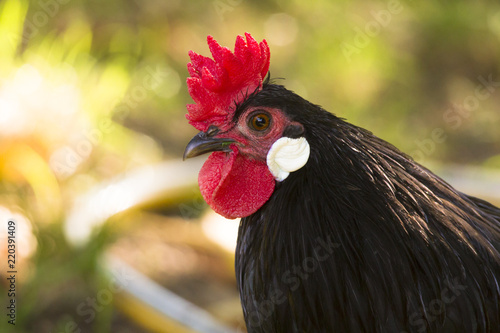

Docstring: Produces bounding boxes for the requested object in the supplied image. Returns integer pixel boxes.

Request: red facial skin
[220,106,296,160]
[198,106,302,219]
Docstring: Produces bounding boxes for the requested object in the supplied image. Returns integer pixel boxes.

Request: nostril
[206,125,220,137]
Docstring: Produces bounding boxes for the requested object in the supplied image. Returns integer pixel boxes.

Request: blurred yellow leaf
[85,62,131,119]
[1,143,61,222]
[0,0,28,69]
[64,19,93,65]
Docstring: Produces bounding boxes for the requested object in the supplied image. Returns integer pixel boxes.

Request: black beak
[183,131,236,160]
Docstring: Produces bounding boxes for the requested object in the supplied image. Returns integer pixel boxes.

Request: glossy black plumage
[235,83,500,332]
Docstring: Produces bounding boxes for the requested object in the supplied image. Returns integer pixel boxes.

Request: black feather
[235,84,500,332]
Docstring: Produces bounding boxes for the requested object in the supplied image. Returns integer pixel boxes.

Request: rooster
[183,33,500,333]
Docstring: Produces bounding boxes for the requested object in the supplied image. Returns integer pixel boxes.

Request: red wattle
[198,149,275,219]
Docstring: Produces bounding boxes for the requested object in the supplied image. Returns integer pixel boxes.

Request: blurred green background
[1,0,499,332]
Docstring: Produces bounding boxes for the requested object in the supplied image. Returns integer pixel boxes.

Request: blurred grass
[0,0,499,332]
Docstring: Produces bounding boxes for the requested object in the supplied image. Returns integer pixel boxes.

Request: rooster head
[183,33,310,219]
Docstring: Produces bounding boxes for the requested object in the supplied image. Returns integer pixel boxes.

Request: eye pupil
[255,116,266,128]
[250,113,270,131]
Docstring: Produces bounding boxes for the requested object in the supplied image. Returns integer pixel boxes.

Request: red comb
[186,33,270,132]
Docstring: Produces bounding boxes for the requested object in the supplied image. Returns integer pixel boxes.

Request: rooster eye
[249,113,271,131]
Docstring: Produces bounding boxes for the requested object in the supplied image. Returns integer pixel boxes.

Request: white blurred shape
[0,207,37,259]
[0,62,83,140]
[50,84,80,115]
[65,158,203,247]
[13,64,43,96]
[0,96,23,135]
[202,212,239,252]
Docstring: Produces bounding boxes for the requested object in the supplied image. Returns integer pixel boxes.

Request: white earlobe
[266,137,310,181]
